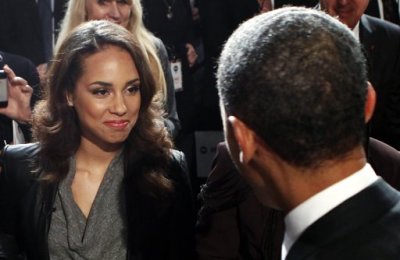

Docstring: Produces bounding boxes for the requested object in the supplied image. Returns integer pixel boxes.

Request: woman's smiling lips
[104,120,130,129]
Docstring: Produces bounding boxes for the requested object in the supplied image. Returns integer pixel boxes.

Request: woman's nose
[110,94,127,115]
[108,2,121,19]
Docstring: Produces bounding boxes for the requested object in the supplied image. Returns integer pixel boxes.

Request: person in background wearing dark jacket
[0,20,195,260]
[142,0,199,135]
[196,0,260,131]
[319,0,400,150]
[0,51,40,149]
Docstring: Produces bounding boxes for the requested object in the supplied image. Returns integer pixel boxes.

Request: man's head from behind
[218,7,370,175]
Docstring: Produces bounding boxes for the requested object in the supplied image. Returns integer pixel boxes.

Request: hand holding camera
[0,65,33,124]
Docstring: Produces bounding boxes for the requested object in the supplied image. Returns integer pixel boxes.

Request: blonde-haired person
[55,0,181,138]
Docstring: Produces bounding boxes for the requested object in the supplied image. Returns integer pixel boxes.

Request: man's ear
[365,82,376,123]
[228,116,256,164]
[66,92,74,107]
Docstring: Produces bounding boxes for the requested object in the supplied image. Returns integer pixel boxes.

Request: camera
[0,70,7,107]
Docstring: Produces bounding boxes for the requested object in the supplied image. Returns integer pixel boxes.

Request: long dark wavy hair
[32,20,173,196]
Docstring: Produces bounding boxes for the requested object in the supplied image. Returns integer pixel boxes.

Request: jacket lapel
[359,15,377,79]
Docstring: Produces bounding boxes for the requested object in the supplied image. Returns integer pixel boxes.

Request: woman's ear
[66,92,74,107]
[228,116,256,164]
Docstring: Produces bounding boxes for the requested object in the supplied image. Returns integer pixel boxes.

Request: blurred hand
[186,43,198,68]
[0,65,33,124]
[192,6,200,21]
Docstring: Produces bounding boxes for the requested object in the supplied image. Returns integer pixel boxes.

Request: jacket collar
[286,179,400,259]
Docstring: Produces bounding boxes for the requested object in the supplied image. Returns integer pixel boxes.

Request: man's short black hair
[217,7,368,168]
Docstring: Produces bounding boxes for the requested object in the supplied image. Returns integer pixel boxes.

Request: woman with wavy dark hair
[55,0,181,139]
[0,20,195,260]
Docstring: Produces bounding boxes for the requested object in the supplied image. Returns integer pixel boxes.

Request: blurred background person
[0,51,40,149]
[141,0,199,135]
[319,0,400,150]
[196,0,259,132]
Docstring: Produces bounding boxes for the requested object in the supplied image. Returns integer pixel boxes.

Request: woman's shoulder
[151,35,163,49]
[1,143,40,178]
[2,143,40,158]
[150,36,169,59]
[168,149,187,173]
[167,149,191,186]
[170,149,186,166]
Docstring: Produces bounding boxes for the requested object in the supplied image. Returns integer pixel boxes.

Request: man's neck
[257,145,367,212]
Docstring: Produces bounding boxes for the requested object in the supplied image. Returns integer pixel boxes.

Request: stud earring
[239,151,244,163]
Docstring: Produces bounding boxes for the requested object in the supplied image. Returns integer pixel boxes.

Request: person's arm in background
[368,137,400,189]
[195,143,244,259]
[155,39,181,139]
[196,142,284,260]
[15,54,41,142]
[183,0,198,68]
[0,65,33,125]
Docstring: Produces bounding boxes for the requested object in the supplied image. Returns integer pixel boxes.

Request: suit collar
[286,179,400,260]
[359,15,376,48]
[283,164,377,256]
[360,15,373,35]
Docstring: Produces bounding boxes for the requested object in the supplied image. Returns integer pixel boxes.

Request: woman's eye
[92,89,109,96]
[127,85,140,95]
[117,0,128,4]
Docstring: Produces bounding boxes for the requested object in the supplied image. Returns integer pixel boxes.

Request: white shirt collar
[352,21,360,42]
[281,163,378,260]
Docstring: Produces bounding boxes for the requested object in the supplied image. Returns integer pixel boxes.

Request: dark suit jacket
[0,51,41,149]
[196,138,400,260]
[286,179,400,259]
[360,15,400,150]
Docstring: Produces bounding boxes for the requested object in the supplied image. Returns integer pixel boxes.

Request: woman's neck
[75,137,123,177]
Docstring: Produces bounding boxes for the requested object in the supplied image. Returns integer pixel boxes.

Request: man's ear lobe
[228,116,256,164]
[365,82,376,123]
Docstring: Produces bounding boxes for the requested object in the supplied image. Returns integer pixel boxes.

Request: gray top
[48,152,127,260]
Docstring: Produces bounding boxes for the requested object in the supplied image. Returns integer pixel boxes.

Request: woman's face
[85,0,131,28]
[68,45,141,150]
